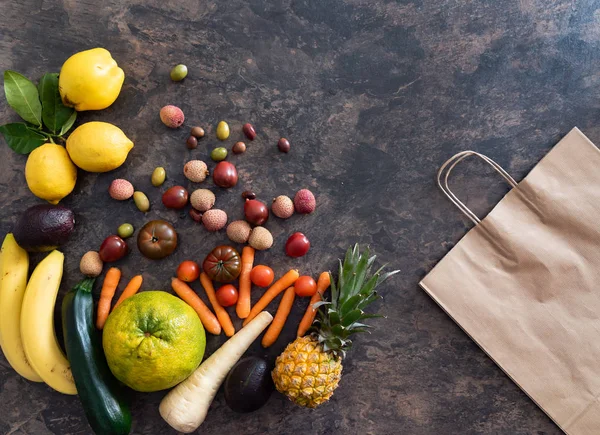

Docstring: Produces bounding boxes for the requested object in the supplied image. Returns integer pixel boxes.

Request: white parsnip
[159,311,273,433]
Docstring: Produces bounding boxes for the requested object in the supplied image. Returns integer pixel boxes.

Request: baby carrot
[96,267,121,329]
[113,275,143,310]
[171,278,221,335]
[199,273,235,337]
[243,269,300,326]
[236,246,255,319]
[262,286,295,347]
[297,272,331,337]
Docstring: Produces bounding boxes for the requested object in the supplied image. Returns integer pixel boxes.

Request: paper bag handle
[437,151,518,225]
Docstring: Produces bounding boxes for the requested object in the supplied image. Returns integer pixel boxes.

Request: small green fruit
[133,191,150,212]
[151,167,166,187]
[170,64,188,81]
[216,121,230,141]
[211,147,228,162]
[117,223,134,239]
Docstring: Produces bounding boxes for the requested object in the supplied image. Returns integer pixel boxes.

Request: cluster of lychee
[189,186,316,251]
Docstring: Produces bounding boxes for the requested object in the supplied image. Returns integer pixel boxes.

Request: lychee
[109,179,134,200]
[226,220,252,244]
[184,160,209,183]
[160,105,185,128]
[248,226,273,250]
[294,189,316,214]
[272,195,294,219]
[190,189,215,212]
[202,209,227,231]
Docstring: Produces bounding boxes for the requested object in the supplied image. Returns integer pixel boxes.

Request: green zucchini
[62,278,131,435]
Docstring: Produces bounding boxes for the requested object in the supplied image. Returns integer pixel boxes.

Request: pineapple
[272,244,399,408]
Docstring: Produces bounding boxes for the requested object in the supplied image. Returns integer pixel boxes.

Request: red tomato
[177,260,200,282]
[216,284,238,307]
[294,276,317,297]
[250,265,274,287]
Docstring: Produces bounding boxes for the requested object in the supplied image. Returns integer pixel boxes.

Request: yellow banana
[0,234,42,382]
[21,250,76,395]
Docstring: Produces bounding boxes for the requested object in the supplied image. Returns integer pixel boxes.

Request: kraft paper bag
[420,127,600,434]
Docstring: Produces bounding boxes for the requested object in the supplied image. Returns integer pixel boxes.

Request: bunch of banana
[0,234,76,394]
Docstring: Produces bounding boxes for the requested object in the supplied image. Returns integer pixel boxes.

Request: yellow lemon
[25,144,77,204]
[66,122,133,172]
[59,48,125,111]
[103,291,205,392]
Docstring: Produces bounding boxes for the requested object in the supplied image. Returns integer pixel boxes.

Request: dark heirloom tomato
[202,245,241,282]
[137,220,178,260]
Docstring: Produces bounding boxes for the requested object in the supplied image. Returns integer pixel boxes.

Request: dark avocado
[14,204,75,252]
[224,357,274,413]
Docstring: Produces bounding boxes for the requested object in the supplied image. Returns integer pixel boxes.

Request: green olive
[211,147,228,162]
[151,167,166,187]
[170,64,188,81]
[216,121,230,141]
[117,223,134,239]
[133,191,150,212]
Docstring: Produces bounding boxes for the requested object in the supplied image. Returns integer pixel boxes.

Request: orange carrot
[113,275,143,310]
[297,272,331,337]
[199,273,235,337]
[262,286,296,347]
[96,267,121,329]
[171,278,221,335]
[243,269,300,326]
[236,246,255,319]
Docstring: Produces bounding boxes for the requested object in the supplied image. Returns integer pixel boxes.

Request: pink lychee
[109,179,134,200]
[294,189,316,214]
[160,105,185,128]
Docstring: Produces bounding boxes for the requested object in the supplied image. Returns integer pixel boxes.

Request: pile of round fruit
[0,49,397,435]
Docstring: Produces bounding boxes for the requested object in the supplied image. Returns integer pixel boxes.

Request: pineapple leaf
[312,301,331,309]
[350,328,371,334]
[349,246,370,298]
[341,309,363,327]
[329,271,338,310]
[328,309,341,326]
[378,269,401,285]
[340,294,362,315]
[332,324,345,338]
[348,322,372,329]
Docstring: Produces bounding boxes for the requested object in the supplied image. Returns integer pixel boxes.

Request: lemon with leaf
[66,122,133,172]
[59,48,124,111]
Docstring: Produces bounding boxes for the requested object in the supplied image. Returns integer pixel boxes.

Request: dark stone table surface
[2,0,599,434]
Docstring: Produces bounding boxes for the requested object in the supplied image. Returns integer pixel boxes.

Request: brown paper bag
[420,127,600,435]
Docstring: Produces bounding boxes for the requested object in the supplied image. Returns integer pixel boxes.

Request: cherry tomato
[216,284,238,307]
[285,232,310,257]
[250,265,274,287]
[162,186,189,209]
[244,199,269,225]
[177,260,200,282]
[294,276,317,297]
[99,235,128,262]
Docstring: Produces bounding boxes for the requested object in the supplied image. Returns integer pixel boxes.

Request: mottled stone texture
[1,0,598,433]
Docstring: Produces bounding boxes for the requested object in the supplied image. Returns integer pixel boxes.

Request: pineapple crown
[313,244,399,359]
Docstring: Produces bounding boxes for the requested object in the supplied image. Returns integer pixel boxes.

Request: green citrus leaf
[38,73,74,133]
[0,123,46,154]
[59,110,77,136]
[3,71,42,127]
